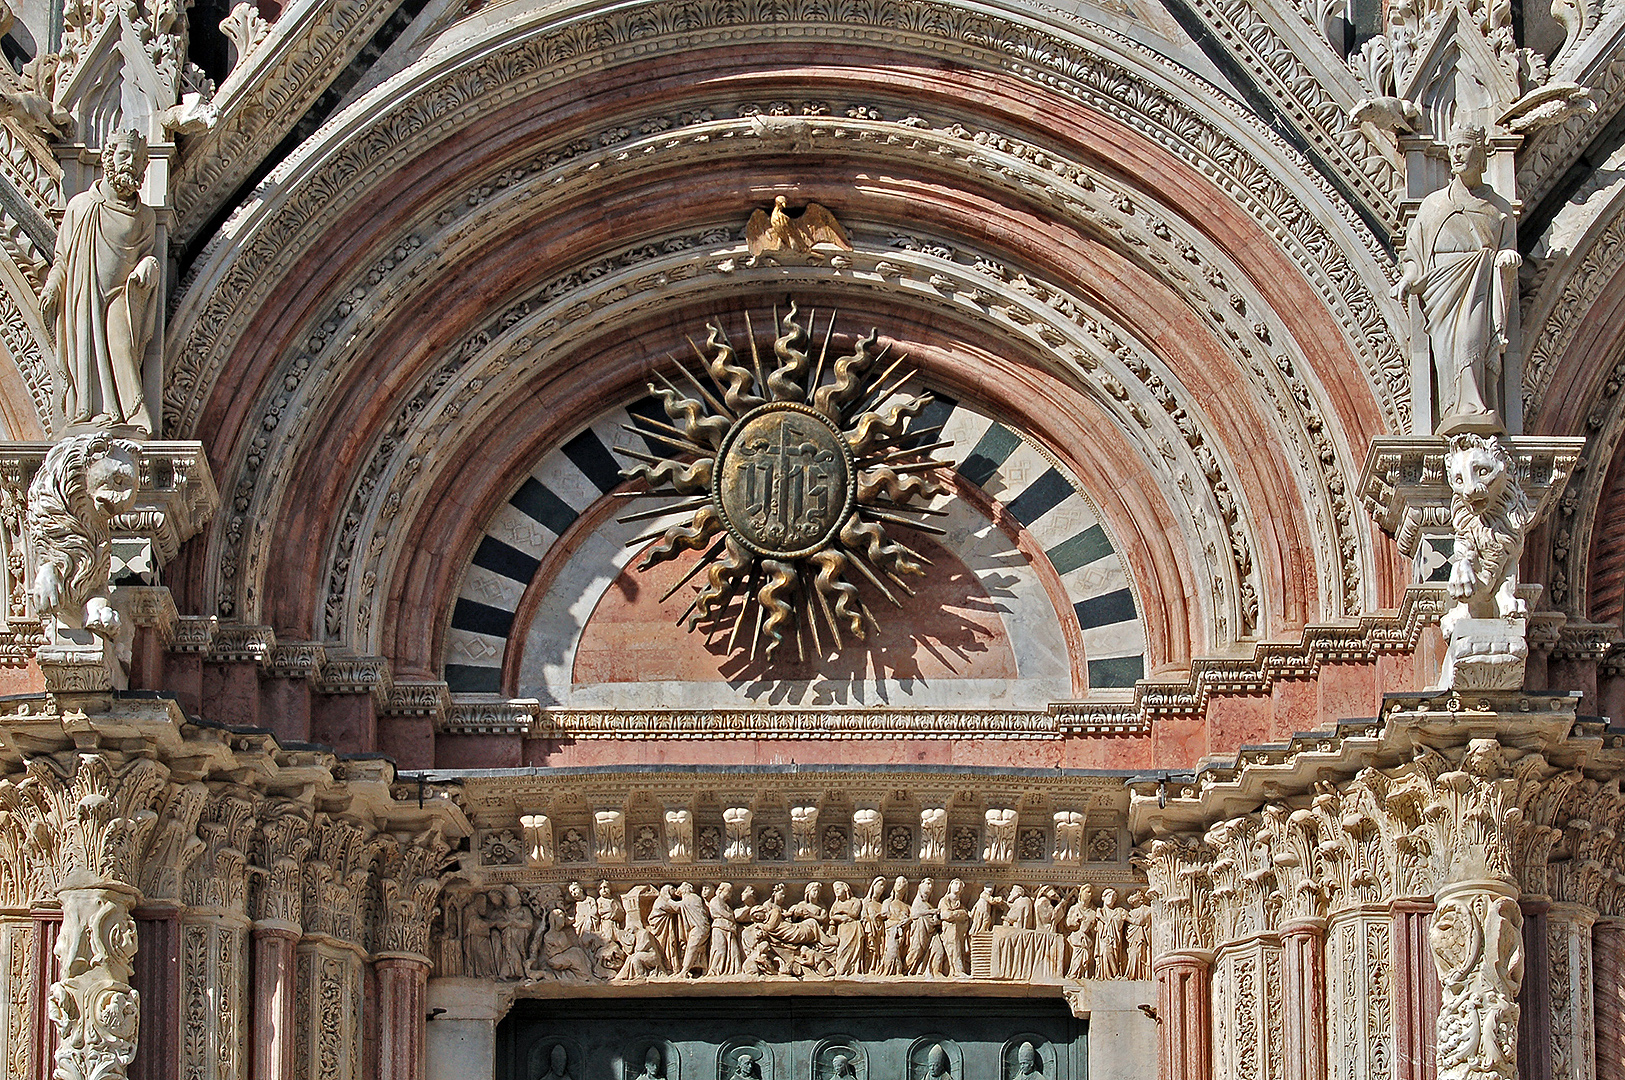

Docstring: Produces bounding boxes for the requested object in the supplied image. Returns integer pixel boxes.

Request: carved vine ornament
[619,303,953,660]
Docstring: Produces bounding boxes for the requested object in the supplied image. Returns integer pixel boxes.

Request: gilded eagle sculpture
[613,303,954,662]
[745,197,853,258]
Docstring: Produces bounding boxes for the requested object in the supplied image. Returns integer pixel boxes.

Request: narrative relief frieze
[440,877,1149,983]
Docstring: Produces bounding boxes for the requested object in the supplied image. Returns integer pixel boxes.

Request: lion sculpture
[26,433,138,636]
[1445,433,1531,619]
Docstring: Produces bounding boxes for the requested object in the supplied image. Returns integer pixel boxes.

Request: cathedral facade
[0,0,1623,1076]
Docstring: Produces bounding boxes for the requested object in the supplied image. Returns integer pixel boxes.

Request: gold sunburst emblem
[614,302,955,660]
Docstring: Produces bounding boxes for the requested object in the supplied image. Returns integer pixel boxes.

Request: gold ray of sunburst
[613,302,955,661]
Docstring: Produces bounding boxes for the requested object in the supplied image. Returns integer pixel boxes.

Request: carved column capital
[374,827,452,962]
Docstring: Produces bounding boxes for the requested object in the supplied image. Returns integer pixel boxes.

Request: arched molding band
[162,0,1406,441]
[1522,174,1625,430]
[239,239,1324,675]
[189,110,1376,649]
[0,250,53,440]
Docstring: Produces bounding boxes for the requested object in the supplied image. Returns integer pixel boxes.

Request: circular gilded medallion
[715,403,855,559]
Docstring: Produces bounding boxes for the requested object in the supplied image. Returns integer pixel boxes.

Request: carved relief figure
[537,1044,573,1080]
[26,431,137,634]
[937,877,970,977]
[630,1046,664,1080]
[497,886,534,979]
[676,882,710,976]
[921,1045,952,1080]
[861,876,888,972]
[906,877,944,976]
[729,1051,761,1080]
[830,880,865,976]
[1010,1043,1042,1080]
[707,881,743,975]
[1065,884,1098,979]
[880,875,912,975]
[969,885,1003,934]
[41,130,160,432]
[1096,887,1128,979]
[1395,121,1520,434]
[1124,890,1151,979]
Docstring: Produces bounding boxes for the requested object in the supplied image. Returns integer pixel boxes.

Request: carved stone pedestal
[1437,615,1528,691]
[36,634,122,692]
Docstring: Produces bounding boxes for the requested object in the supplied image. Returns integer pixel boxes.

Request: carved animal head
[25,433,138,621]
[1446,434,1516,514]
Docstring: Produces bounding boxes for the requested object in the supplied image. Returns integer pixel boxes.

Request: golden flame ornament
[614,302,954,661]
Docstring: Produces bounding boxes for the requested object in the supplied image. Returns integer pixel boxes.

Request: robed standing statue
[41,129,160,433]
[1395,120,1520,435]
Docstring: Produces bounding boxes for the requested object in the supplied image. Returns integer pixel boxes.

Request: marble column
[1154,950,1212,1080]
[1212,934,1285,1080]
[374,956,431,1080]
[1281,918,1326,1080]
[1393,900,1440,1080]
[1430,880,1523,1080]
[1545,903,1596,1080]
[51,885,141,1080]
[1325,904,1393,1080]
[1594,917,1625,1080]
[252,924,299,1080]
[1520,900,1553,1080]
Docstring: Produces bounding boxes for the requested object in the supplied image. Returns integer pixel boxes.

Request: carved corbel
[983,809,1017,866]
[594,809,627,864]
[723,807,753,864]
[520,813,554,868]
[663,807,692,863]
[790,805,819,862]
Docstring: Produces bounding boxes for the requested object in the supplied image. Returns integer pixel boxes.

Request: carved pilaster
[1430,880,1524,1080]
[179,915,248,1080]
[1325,904,1394,1080]
[294,939,365,1080]
[53,885,142,1080]
[1545,903,1596,1080]
[0,917,35,1080]
[1212,934,1285,1080]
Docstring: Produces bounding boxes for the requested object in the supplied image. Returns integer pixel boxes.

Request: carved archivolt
[164,0,1404,447]
[199,111,1376,651]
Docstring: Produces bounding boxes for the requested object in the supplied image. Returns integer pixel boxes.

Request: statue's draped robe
[48,180,157,428]
[1406,180,1517,421]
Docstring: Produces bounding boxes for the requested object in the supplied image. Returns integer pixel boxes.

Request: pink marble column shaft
[1595,917,1625,1080]
[374,956,431,1080]
[251,926,299,1080]
[1282,918,1327,1080]
[1155,950,1212,1080]
[1393,900,1441,1080]
[1519,900,1553,1080]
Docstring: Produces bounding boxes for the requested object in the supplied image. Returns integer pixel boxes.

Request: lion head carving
[26,433,138,635]
[1445,434,1531,617]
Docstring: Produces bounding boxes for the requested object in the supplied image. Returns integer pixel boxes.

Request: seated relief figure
[453,877,1151,982]
[1395,120,1520,435]
[41,130,161,433]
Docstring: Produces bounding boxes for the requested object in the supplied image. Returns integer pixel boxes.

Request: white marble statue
[1395,121,1520,435]
[41,130,161,433]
